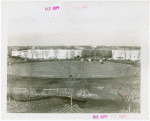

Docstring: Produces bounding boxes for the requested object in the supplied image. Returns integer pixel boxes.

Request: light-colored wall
[75,50,82,57]
[11,49,83,59]
[12,51,19,56]
[112,50,140,60]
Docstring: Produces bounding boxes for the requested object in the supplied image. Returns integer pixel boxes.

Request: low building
[11,49,83,59]
[12,50,20,57]
[112,50,140,61]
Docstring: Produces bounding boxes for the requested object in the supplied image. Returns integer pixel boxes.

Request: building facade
[11,49,82,59]
[112,50,141,61]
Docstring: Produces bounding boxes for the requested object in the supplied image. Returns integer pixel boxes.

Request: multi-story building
[112,50,141,61]
[11,49,82,59]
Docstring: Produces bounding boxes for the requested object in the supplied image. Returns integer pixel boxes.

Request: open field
[8,61,139,78]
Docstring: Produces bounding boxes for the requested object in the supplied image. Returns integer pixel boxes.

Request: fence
[43,75,61,78]
[92,75,110,78]
[8,87,74,113]
[41,88,73,97]
[14,88,27,93]
[9,87,74,98]
[92,75,103,78]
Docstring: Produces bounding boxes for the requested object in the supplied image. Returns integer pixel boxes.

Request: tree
[118,82,140,113]
[115,68,140,113]
[8,74,21,96]
[26,63,36,99]
[85,48,92,58]
[54,60,86,93]
[108,64,138,98]
[101,48,106,58]
[54,60,87,111]
[105,64,140,113]
[81,50,86,59]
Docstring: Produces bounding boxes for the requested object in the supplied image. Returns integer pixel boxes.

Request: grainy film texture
[7,47,141,113]
[6,1,145,114]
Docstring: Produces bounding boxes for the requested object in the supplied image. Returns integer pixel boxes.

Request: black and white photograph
[1,1,149,120]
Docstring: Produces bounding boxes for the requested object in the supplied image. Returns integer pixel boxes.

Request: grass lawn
[8,61,139,78]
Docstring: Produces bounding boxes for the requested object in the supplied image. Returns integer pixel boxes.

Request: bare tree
[113,67,140,113]
[104,66,127,99]
[26,63,36,99]
[84,48,92,58]
[54,60,86,93]
[107,63,136,99]
[118,82,140,113]
[54,59,87,111]
[101,48,106,58]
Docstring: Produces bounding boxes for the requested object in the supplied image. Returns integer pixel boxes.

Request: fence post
[14,100,17,107]
[42,90,45,96]
[71,94,72,111]
[29,86,31,99]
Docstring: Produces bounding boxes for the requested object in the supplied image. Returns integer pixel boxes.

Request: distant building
[11,49,83,59]
[112,50,140,61]
[91,46,97,49]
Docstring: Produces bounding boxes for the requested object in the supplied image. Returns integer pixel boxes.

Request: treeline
[82,49,112,58]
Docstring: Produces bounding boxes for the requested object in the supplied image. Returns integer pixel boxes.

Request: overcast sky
[6,1,148,46]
